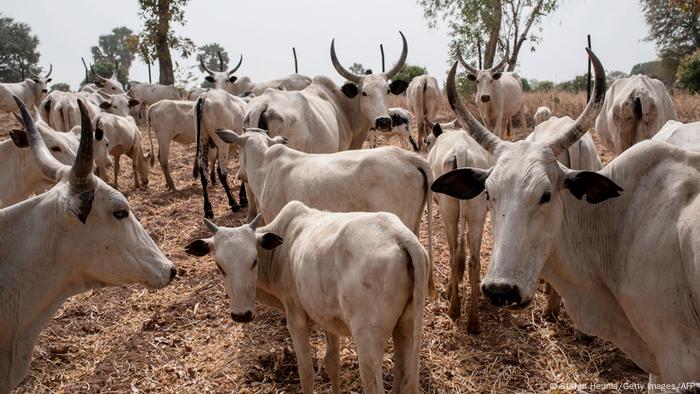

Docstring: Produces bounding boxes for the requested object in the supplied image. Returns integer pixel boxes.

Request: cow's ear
[341,83,358,98]
[492,72,502,80]
[10,130,29,148]
[389,80,409,95]
[431,167,491,200]
[99,101,111,110]
[467,74,477,82]
[257,232,283,250]
[185,238,213,256]
[563,170,623,204]
[228,75,238,83]
[67,190,95,224]
[128,99,140,108]
[432,123,443,138]
[205,76,215,83]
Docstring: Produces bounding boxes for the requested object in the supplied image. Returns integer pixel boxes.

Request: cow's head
[28,64,53,97]
[96,91,140,117]
[330,32,409,132]
[185,215,283,323]
[431,49,618,308]
[13,96,175,289]
[215,128,287,183]
[91,65,125,93]
[457,49,508,103]
[200,53,243,91]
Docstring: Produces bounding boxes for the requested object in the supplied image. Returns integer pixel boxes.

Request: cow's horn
[70,100,95,191]
[330,38,361,83]
[91,66,109,82]
[13,96,64,181]
[446,61,504,156]
[45,64,53,78]
[383,31,408,80]
[456,47,478,75]
[249,214,263,230]
[204,218,218,234]
[228,54,243,75]
[199,56,214,76]
[546,48,606,157]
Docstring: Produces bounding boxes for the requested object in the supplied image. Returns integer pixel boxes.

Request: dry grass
[4,90,700,394]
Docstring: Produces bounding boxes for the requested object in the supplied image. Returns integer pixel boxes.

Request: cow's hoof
[466,319,481,335]
[543,309,560,322]
[230,205,241,213]
[447,301,461,320]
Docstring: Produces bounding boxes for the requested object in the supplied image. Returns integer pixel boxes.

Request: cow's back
[527,116,602,170]
[499,72,524,117]
[653,120,700,152]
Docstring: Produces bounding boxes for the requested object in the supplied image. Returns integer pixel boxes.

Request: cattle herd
[0,31,699,394]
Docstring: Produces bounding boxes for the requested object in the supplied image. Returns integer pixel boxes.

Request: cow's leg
[112,154,120,190]
[464,199,487,334]
[391,303,420,393]
[494,112,503,139]
[286,311,314,394]
[441,198,464,320]
[239,182,248,208]
[216,146,241,213]
[324,332,341,394]
[245,183,259,222]
[543,283,562,320]
[158,141,176,191]
[518,107,527,136]
[353,328,387,394]
[132,155,141,189]
[208,149,217,187]
[198,141,214,219]
[648,373,660,394]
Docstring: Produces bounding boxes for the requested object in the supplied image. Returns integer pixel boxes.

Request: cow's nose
[231,310,254,323]
[170,267,177,280]
[482,282,521,307]
[480,95,491,103]
[375,117,392,130]
[42,89,48,93]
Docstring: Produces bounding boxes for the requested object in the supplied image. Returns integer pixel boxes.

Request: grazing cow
[367,107,418,151]
[433,50,700,385]
[146,99,217,190]
[653,120,700,152]
[533,106,553,125]
[0,65,52,113]
[94,113,150,189]
[426,121,492,333]
[126,81,181,121]
[185,202,428,393]
[406,74,441,149]
[193,89,248,218]
[595,74,677,155]
[457,51,526,139]
[0,98,175,393]
[90,66,125,94]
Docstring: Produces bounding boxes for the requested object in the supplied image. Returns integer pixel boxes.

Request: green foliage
[630,59,677,85]
[534,80,554,91]
[84,60,129,87]
[50,83,70,92]
[349,63,366,75]
[521,78,531,92]
[90,26,138,79]
[607,70,628,83]
[0,13,40,82]
[391,64,427,84]
[641,0,700,66]
[556,74,588,93]
[677,49,700,93]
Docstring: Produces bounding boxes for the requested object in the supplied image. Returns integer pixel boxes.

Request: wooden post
[477,39,483,69]
[148,62,152,84]
[217,51,225,72]
[380,44,386,73]
[587,34,592,102]
[293,47,298,73]
[81,57,89,84]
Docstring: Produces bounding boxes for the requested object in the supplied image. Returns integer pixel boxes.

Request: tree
[349,62,366,75]
[391,64,427,84]
[91,26,138,80]
[0,13,40,82]
[136,0,194,85]
[630,59,677,85]
[82,60,129,87]
[607,70,628,83]
[641,0,700,68]
[197,43,229,88]
[50,83,70,92]
[677,49,700,93]
[556,74,588,93]
[419,0,559,71]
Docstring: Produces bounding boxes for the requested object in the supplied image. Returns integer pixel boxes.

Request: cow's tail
[193,96,205,179]
[146,104,155,167]
[415,78,427,142]
[409,154,435,297]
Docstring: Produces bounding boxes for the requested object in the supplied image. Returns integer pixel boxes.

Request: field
[5,90,700,393]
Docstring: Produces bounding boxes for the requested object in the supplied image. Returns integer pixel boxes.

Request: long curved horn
[91,66,109,82]
[112,60,119,80]
[227,54,243,75]
[70,100,95,191]
[330,38,361,83]
[249,213,263,230]
[456,47,478,74]
[204,218,219,234]
[383,31,408,79]
[446,62,504,155]
[546,48,606,157]
[489,56,508,72]
[44,64,53,78]
[199,56,214,76]
[13,96,64,181]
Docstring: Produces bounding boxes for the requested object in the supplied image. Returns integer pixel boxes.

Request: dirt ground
[5,91,699,393]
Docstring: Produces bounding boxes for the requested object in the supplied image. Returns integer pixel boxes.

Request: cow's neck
[0,194,93,388]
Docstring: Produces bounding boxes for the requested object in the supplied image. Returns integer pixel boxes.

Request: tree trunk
[157,0,174,85]
[483,0,502,68]
[507,0,544,71]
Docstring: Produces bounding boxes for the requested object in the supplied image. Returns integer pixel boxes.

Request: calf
[406,75,441,149]
[95,113,150,189]
[186,202,428,393]
[367,107,418,151]
[0,65,52,113]
[0,97,174,393]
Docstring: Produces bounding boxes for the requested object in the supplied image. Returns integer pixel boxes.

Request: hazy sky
[2,0,657,89]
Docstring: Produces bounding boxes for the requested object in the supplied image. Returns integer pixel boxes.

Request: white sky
[1,0,657,89]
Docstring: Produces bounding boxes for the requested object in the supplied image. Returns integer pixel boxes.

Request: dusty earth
[3,91,698,394]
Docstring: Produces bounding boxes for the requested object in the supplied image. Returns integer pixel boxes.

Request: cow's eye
[251,259,258,269]
[539,192,551,204]
[113,209,129,219]
[216,263,226,276]
[362,92,368,97]
[50,146,61,152]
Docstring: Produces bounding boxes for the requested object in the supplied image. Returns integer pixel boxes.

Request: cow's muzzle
[231,310,254,323]
[374,116,392,131]
[480,95,491,103]
[481,282,529,309]
[42,89,48,93]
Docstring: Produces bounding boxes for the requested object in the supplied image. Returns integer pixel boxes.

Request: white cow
[595,74,677,155]
[0,97,175,393]
[433,50,700,385]
[367,107,418,151]
[249,74,312,96]
[126,81,181,122]
[426,121,492,333]
[89,66,125,94]
[457,51,526,139]
[653,120,700,152]
[243,32,410,153]
[94,113,150,189]
[185,202,428,393]
[406,74,441,149]
[533,106,553,125]
[0,65,52,113]
[146,99,217,190]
